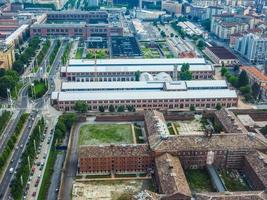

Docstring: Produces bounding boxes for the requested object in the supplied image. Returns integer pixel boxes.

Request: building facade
[235,33,267,64]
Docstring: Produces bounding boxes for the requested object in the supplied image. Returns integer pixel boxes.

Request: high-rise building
[235,33,267,64]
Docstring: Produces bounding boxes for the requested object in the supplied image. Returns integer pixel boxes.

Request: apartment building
[235,33,267,64]
[211,14,254,40]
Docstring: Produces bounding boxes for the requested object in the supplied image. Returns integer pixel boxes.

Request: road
[0,110,39,199]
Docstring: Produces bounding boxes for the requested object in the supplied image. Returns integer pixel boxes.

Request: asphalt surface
[0,110,38,200]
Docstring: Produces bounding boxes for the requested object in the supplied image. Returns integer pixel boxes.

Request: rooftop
[155,153,191,197]
[152,133,267,152]
[245,151,267,188]
[79,144,151,158]
[53,89,237,101]
[68,58,207,66]
[241,66,267,82]
[206,46,237,60]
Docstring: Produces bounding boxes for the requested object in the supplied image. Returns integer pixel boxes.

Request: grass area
[186,169,215,193]
[28,79,48,99]
[167,122,175,135]
[79,124,133,145]
[134,123,144,143]
[85,49,108,59]
[85,174,111,179]
[11,82,23,99]
[115,174,138,178]
[0,110,11,136]
[75,48,83,59]
[219,170,249,191]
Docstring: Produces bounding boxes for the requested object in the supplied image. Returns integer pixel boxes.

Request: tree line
[0,113,29,175]
[11,118,45,200]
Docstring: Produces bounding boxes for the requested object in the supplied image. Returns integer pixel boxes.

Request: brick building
[78,110,267,199]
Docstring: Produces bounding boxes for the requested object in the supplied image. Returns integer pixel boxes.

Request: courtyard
[78,123,134,145]
[72,179,155,200]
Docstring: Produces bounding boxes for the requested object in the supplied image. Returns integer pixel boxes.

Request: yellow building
[0,45,15,70]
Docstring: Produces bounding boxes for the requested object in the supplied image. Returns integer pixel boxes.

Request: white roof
[61,81,164,90]
[68,58,206,66]
[62,64,213,73]
[185,80,227,88]
[54,89,237,101]
[5,24,29,45]
[61,80,228,91]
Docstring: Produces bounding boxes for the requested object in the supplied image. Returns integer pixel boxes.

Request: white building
[235,33,267,64]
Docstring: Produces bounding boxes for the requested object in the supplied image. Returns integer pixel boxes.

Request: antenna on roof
[94,49,97,81]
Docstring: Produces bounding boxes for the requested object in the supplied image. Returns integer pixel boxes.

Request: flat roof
[54,89,237,101]
[5,24,28,45]
[61,80,228,92]
[206,46,237,60]
[62,64,213,73]
[32,23,86,28]
[68,58,206,66]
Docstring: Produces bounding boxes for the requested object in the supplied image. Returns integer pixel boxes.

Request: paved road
[0,110,39,200]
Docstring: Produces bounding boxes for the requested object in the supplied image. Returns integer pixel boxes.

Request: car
[20,144,23,148]
[9,168,14,174]
[32,192,36,197]
[36,162,41,166]
[11,159,14,163]
[15,146,19,150]
[39,166,43,171]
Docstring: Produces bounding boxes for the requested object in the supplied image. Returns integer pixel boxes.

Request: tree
[117,105,125,112]
[221,67,227,76]
[196,39,205,50]
[238,70,249,88]
[189,105,195,111]
[135,70,141,81]
[251,82,261,100]
[126,105,135,112]
[201,19,211,31]
[108,105,115,112]
[99,105,105,112]
[216,103,222,110]
[0,76,16,98]
[170,33,174,37]
[180,63,192,80]
[228,76,238,87]
[160,31,166,38]
[61,113,77,130]
[260,125,267,136]
[74,101,88,113]
[240,85,251,94]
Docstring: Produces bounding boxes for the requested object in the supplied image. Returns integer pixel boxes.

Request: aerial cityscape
[0,0,267,200]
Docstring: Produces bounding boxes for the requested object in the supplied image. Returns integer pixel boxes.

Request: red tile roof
[241,66,267,82]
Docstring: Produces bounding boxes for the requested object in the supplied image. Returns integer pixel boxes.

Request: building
[206,6,223,19]
[79,144,153,174]
[162,0,182,16]
[204,46,239,66]
[211,14,254,40]
[30,11,123,40]
[61,58,214,82]
[240,66,267,101]
[46,11,108,23]
[51,80,237,111]
[78,110,267,199]
[177,21,205,37]
[235,33,267,64]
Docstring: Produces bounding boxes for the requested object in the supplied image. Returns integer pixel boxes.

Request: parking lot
[25,123,54,199]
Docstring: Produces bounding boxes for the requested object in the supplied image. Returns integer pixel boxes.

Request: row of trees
[11,118,45,200]
[0,113,29,175]
[221,67,261,102]
[0,110,11,136]
[49,40,61,66]
[13,37,41,74]
[36,40,51,66]
[0,69,19,98]
[61,42,72,65]
[73,101,136,113]
[38,113,77,200]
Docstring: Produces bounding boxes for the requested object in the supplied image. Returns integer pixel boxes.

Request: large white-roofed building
[61,58,214,82]
[52,80,237,111]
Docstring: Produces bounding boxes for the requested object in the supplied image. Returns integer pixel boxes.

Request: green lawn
[219,170,249,191]
[79,124,133,145]
[185,169,215,193]
[75,48,83,59]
